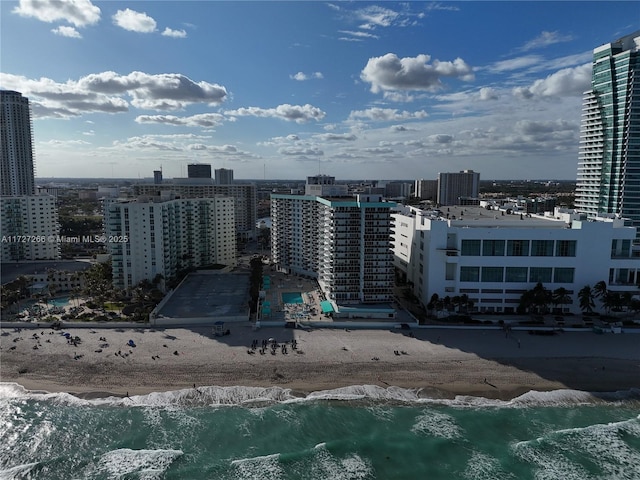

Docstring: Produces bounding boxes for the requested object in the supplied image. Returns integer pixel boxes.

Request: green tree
[577,285,595,314]
[552,287,571,314]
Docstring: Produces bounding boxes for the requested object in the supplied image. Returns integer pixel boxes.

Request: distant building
[304,175,348,197]
[392,205,640,314]
[414,179,437,201]
[133,181,257,240]
[384,181,412,199]
[105,196,237,290]
[271,177,395,305]
[1,90,35,196]
[437,170,480,206]
[575,30,640,238]
[187,163,212,179]
[1,195,59,261]
[153,170,163,185]
[215,168,234,185]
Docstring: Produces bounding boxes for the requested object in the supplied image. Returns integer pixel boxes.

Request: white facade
[271,192,396,304]
[105,197,236,290]
[392,205,640,314]
[133,182,257,240]
[1,195,59,261]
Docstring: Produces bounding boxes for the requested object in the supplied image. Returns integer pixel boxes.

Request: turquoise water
[282,292,304,304]
[1,383,639,479]
[48,297,71,307]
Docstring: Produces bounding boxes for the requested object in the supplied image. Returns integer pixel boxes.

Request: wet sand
[1,324,638,399]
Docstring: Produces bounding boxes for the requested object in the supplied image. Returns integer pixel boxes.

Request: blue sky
[1,1,638,181]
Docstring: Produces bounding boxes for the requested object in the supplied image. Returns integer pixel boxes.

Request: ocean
[1,383,639,480]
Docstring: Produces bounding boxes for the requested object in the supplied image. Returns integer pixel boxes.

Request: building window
[505,267,528,282]
[482,240,505,256]
[460,266,480,282]
[531,240,554,256]
[555,240,576,257]
[461,239,481,256]
[529,267,552,283]
[481,267,504,282]
[554,268,574,283]
[506,240,529,256]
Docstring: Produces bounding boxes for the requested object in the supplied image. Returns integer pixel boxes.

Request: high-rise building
[271,177,396,304]
[575,31,640,237]
[1,195,59,261]
[437,170,480,206]
[153,170,163,185]
[414,179,438,201]
[215,168,234,185]
[133,182,257,240]
[187,163,212,179]
[1,90,35,196]
[105,196,237,290]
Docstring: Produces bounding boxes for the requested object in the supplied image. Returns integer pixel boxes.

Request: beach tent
[127,339,136,347]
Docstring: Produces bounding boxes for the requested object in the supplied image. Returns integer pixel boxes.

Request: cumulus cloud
[112,8,156,33]
[313,133,357,142]
[348,107,428,121]
[13,0,100,27]
[279,146,324,156]
[78,71,228,109]
[361,53,474,94]
[225,104,325,123]
[290,72,324,81]
[513,63,591,98]
[51,25,81,38]
[521,31,574,51]
[135,113,226,128]
[479,87,499,101]
[428,134,454,144]
[162,27,187,38]
[0,71,228,118]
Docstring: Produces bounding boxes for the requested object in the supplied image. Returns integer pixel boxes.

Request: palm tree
[531,282,552,314]
[577,285,595,314]
[552,287,571,314]
[593,280,608,313]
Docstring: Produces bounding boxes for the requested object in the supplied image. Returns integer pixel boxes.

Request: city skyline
[1,1,638,180]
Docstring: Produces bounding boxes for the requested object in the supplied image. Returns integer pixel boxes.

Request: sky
[1,1,638,181]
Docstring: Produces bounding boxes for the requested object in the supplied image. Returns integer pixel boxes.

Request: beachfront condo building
[1,90,36,196]
[575,31,640,238]
[105,196,236,290]
[392,204,640,315]
[0,195,59,261]
[437,170,480,206]
[133,181,257,240]
[271,176,396,304]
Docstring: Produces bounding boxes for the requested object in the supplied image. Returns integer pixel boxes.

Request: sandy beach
[1,323,639,399]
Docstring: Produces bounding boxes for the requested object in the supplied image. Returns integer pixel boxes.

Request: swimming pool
[49,297,71,307]
[281,292,304,304]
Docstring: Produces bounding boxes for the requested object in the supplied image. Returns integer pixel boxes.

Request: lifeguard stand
[212,321,225,337]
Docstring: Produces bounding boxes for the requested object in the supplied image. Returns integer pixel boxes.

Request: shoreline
[2,325,638,401]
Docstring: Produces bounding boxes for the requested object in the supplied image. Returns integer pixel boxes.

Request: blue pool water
[282,292,304,304]
[48,297,71,307]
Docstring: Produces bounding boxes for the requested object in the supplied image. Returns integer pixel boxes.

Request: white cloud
[513,63,591,98]
[313,133,357,142]
[225,104,325,123]
[278,146,324,156]
[338,30,379,41]
[361,53,474,94]
[162,27,187,38]
[521,31,574,51]
[290,72,324,81]
[479,87,499,101]
[112,8,156,33]
[355,5,399,30]
[0,71,228,118]
[135,113,226,128]
[51,25,81,38]
[348,108,428,121]
[13,0,100,27]
[487,55,543,73]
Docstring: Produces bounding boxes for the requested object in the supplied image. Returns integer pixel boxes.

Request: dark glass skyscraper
[575,31,640,236]
[1,90,35,195]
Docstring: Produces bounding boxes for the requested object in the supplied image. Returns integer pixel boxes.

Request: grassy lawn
[104,302,126,311]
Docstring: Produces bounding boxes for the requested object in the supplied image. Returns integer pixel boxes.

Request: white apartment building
[272,186,396,304]
[133,182,257,240]
[105,196,236,290]
[437,170,480,206]
[1,195,59,261]
[392,205,640,314]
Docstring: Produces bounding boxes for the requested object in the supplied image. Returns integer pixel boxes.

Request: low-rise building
[392,204,640,314]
